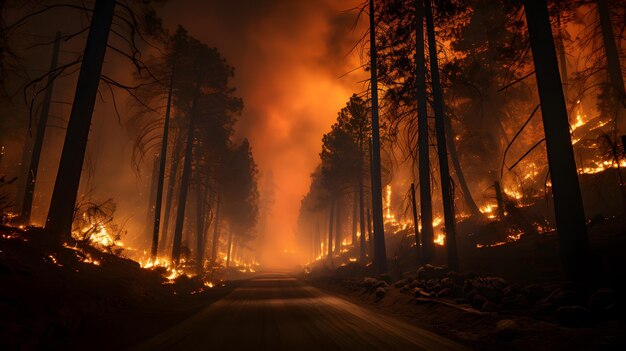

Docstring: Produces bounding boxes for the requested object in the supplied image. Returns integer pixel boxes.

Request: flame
[476,229,524,249]
[571,101,585,131]
[434,232,445,246]
[578,159,626,175]
[480,203,498,219]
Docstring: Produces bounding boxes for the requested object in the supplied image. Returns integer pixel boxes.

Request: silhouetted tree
[523,0,589,279]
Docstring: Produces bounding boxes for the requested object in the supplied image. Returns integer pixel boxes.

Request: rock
[555,305,593,327]
[482,301,502,312]
[494,319,521,339]
[471,277,507,302]
[378,274,392,284]
[374,287,387,299]
[503,293,530,310]
[402,272,417,282]
[440,277,455,289]
[394,279,408,288]
[503,284,520,297]
[446,271,464,285]
[361,277,378,288]
[437,288,452,298]
[413,288,432,298]
[588,288,616,316]
[372,280,389,290]
[416,264,449,281]
[408,280,422,289]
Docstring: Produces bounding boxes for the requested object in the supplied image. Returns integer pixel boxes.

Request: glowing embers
[480,203,499,219]
[46,254,63,267]
[475,229,524,249]
[578,159,626,175]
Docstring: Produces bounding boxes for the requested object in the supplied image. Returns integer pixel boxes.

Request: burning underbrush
[0,224,232,349]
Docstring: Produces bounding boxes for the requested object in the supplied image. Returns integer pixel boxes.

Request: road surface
[135,273,470,351]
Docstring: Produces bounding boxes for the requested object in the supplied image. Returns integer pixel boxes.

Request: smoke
[158,0,368,266]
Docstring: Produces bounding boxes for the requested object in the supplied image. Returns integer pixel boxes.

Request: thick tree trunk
[369,0,388,273]
[21,32,61,224]
[211,195,221,262]
[523,0,589,280]
[171,96,198,264]
[334,196,343,254]
[150,67,175,259]
[415,0,435,262]
[597,0,626,132]
[327,197,335,264]
[425,0,459,271]
[195,171,206,274]
[358,140,367,261]
[410,183,421,263]
[160,131,184,253]
[45,0,116,239]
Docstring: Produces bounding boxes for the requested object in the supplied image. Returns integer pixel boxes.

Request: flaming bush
[71,199,124,253]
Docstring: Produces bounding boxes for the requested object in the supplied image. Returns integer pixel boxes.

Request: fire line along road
[134,273,469,351]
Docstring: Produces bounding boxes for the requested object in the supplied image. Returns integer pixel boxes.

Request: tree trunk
[211,194,221,262]
[45,0,116,239]
[494,181,505,220]
[351,185,358,245]
[327,197,335,265]
[555,11,569,102]
[523,0,589,279]
[144,155,159,241]
[226,230,233,268]
[195,170,206,274]
[315,220,321,259]
[425,0,459,271]
[597,0,626,132]
[366,207,373,255]
[171,96,198,264]
[415,0,435,262]
[334,195,342,254]
[160,130,183,253]
[359,140,367,262]
[445,119,480,216]
[21,32,61,224]
[150,67,175,259]
[410,183,421,263]
[369,0,387,273]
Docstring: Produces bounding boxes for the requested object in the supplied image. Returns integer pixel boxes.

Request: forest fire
[1,0,626,348]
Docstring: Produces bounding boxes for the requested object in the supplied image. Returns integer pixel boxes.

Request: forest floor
[305,215,626,350]
[0,225,243,350]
